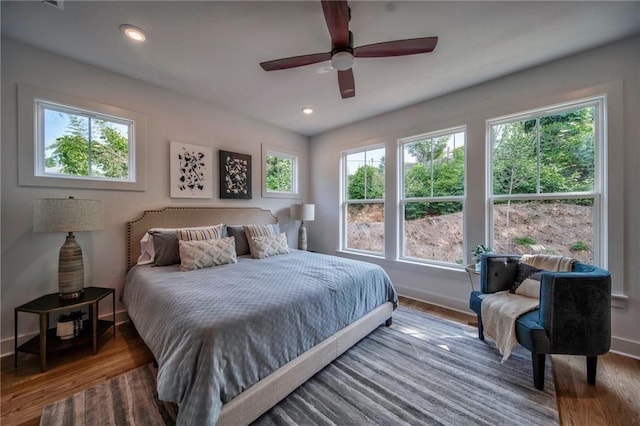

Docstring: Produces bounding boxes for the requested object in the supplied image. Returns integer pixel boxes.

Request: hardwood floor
[1,297,638,425]
[1,324,154,426]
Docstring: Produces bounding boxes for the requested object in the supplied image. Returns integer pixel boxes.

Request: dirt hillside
[347,203,593,264]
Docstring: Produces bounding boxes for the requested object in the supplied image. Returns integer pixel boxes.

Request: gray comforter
[122,250,397,425]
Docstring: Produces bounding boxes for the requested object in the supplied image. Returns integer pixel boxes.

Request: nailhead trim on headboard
[126,207,277,270]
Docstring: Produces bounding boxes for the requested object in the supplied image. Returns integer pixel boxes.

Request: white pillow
[250,232,290,259]
[137,231,156,265]
[178,237,237,272]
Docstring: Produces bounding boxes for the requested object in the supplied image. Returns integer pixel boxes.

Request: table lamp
[33,196,104,299]
[290,203,315,251]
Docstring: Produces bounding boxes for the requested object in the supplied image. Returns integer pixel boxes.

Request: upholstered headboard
[126,206,277,270]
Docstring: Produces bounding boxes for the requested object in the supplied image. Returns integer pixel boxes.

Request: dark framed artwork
[219,150,252,199]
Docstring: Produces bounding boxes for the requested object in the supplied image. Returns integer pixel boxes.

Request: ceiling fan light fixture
[331,51,354,71]
[120,24,146,42]
[301,107,314,115]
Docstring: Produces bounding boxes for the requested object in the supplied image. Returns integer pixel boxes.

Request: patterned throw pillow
[511,262,543,299]
[243,224,276,258]
[178,237,237,271]
[250,232,290,259]
[177,224,225,241]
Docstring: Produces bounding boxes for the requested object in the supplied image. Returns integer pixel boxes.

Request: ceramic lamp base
[298,221,308,251]
[58,233,85,299]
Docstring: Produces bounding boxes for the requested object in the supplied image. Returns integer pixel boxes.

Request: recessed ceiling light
[301,107,314,115]
[120,24,146,42]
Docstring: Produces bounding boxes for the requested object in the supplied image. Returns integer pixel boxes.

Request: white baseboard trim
[1,309,130,359]
[395,286,474,319]
[610,336,640,360]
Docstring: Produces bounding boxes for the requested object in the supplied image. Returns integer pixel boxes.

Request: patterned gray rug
[41,307,558,425]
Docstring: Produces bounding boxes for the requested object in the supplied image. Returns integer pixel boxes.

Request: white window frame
[261,143,300,199]
[35,100,135,181]
[18,84,146,191]
[486,96,606,267]
[340,144,386,256]
[399,126,467,267]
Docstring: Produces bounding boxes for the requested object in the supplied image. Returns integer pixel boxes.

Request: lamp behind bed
[290,203,315,251]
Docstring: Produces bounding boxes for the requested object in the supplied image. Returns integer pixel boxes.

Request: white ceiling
[2,1,639,136]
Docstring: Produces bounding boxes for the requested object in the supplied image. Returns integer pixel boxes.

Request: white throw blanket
[481,291,540,362]
[520,254,575,272]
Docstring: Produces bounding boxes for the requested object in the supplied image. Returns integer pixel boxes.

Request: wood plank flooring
[1,296,638,425]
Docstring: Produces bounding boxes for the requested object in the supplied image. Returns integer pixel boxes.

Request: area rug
[41,307,559,425]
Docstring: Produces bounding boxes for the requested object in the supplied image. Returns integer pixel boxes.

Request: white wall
[1,39,310,355]
[310,36,640,358]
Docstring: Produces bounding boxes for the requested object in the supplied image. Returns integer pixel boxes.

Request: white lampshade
[34,197,104,232]
[290,204,315,222]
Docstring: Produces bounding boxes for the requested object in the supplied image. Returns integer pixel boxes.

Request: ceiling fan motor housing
[331,50,354,71]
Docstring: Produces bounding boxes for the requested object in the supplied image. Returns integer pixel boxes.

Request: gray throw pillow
[227,226,250,256]
[149,230,180,266]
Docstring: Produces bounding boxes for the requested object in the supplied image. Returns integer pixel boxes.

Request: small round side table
[465,263,481,291]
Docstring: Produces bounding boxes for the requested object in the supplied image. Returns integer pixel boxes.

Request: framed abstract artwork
[170,141,213,198]
[219,150,252,199]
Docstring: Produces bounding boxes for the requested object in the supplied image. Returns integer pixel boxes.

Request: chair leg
[385,317,393,327]
[586,356,598,385]
[532,353,546,390]
[477,315,484,341]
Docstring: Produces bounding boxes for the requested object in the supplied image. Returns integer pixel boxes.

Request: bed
[123,207,397,425]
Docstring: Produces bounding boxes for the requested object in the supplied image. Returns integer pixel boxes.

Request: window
[18,84,146,191]
[488,97,604,265]
[37,100,133,181]
[342,146,385,255]
[261,144,299,198]
[400,128,466,265]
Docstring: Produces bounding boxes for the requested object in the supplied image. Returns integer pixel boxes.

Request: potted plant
[56,310,85,340]
[472,244,493,271]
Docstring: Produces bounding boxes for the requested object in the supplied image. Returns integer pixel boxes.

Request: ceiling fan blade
[260,52,332,71]
[337,69,355,99]
[354,37,438,58]
[321,0,350,47]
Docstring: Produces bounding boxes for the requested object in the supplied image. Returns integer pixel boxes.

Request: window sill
[334,250,466,279]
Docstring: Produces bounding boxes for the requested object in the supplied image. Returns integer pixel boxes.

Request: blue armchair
[468,254,611,390]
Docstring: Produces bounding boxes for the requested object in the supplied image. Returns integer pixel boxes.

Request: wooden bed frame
[126,206,394,425]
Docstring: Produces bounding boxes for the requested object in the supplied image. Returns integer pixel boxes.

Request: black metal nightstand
[14,286,116,372]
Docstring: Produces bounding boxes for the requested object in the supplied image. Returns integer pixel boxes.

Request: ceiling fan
[259,0,438,99]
